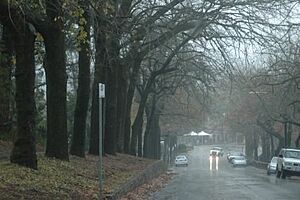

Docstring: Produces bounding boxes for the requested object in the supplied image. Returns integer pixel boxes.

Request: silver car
[175,155,188,167]
[232,156,247,167]
[267,157,278,175]
[228,152,245,163]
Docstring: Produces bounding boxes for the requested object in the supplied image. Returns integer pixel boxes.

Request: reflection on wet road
[151,145,300,200]
[209,155,219,171]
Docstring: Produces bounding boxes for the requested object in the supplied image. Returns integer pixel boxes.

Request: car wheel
[281,168,286,179]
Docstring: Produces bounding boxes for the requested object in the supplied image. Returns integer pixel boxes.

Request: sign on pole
[98,83,105,199]
[99,83,105,98]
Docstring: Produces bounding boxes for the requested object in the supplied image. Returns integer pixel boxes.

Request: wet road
[151,145,300,200]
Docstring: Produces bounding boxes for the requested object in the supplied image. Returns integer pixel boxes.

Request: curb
[105,160,167,200]
[249,160,268,170]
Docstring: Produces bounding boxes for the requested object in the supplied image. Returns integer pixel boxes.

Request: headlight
[285,162,292,166]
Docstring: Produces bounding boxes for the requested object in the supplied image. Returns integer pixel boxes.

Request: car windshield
[234,156,245,160]
[271,157,278,163]
[176,156,186,160]
[231,152,243,156]
[284,151,300,159]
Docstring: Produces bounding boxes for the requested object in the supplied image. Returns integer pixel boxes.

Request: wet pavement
[151,145,300,200]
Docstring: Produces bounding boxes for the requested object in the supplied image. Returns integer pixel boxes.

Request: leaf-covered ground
[0,140,157,199]
[120,172,174,200]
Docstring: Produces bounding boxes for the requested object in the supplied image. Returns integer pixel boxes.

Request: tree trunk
[143,94,162,159]
[124,74,136,155]
[260,133,270,162]
[70,2,91,157]
[104,61,118,155]
[245,133,253,160]
[116,64,127,153]
[154,122,161,160]
[43,1,68,160]
[256,119,284,156]
[130,75,154,156]
[137,116,144,157]
[295,133,300,147]
[0,25,13,136]
[114,1,133,154]
[149,110,161,159]
[89,82,99,155]
[10,23,37,169]
[89,25,106,155]
[275,138,284,155]
[287,122,292,147]
[102,25,120,155]
[270,135,274,156]
[253,132,258,160]
[130,93,148,156]
[124,57,143,154]
[143,97,155,158]
[143,116,151,158]
[124,107,131,154]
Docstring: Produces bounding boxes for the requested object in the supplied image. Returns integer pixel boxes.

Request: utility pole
[98,83,105,199]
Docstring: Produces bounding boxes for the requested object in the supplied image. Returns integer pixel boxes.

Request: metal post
[99,97,103,199]
[98,83,105,199]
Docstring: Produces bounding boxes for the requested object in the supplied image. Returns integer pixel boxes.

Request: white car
[232,156,247,167]
[175,155,188,167]
[212,147,224,156]
[267,156,278,175]
[228,152,245,163]
[210,149,220,157]
[276,148,300,179]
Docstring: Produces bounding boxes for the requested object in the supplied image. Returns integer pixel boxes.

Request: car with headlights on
[276,148,300,179]
[267,156,278,175]
[232,156,247,167]
[211,146,224,156]
[175,155,188,167]
[210,149,220,157]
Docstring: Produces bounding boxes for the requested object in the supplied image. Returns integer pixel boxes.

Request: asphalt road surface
[151,145,300,200]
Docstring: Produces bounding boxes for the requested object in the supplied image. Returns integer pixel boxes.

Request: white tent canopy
[198,131,211,136]
[184,131,212,137]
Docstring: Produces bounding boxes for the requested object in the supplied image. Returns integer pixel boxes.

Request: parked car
[267,156,278,175]
[175,155,188,167]
[232,156,247,167]
[276,148,300,179]
[228,152,245,163]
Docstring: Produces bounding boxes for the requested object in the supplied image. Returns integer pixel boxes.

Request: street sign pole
[98,83,105,199]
